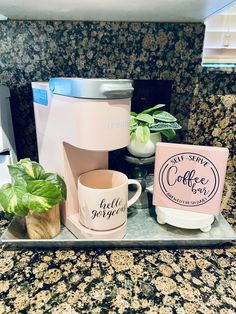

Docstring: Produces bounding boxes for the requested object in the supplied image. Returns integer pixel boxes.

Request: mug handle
[127,179,142,207]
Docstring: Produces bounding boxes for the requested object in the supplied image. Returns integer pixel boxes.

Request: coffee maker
[32,78,133,238]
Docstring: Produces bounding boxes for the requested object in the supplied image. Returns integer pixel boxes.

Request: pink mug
[77,169,142,231]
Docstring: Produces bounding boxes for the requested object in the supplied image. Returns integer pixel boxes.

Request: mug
[77,169,142,231]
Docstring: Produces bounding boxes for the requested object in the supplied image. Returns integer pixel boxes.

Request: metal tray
[1,207,235,248]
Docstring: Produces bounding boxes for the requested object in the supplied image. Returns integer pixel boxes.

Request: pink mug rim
[78,169,128,191]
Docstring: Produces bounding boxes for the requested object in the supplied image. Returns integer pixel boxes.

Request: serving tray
[1,207,235,248]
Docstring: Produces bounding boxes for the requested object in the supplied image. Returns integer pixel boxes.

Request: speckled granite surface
[0,246,235,314]
[187,69,236,179]
[0,20,204,160]
[0,20,235,313]
[0,181,235,314]
[0,209,236,314]
[0,20,234,176]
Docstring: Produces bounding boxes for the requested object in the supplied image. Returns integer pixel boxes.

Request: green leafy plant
[130,104,182,144]
[0,158,66,216]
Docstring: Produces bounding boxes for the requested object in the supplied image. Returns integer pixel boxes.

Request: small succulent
[130,104,182,143]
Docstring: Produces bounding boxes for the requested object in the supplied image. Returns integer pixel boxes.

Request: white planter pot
[127,132,162,157]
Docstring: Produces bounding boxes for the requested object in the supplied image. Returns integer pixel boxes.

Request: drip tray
[1,208,235,248]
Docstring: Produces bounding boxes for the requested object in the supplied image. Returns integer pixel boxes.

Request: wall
[0,20,204,160]
[187,69,236,180]
[0,20,235,182]
[187,68,236,213]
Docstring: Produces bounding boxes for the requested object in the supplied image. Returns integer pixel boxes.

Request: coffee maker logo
[159,152,220,207]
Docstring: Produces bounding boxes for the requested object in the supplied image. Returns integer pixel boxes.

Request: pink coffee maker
[32,78,133,238]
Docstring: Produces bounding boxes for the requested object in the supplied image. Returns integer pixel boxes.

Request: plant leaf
[130,116,138,133]
[135,113,154,125]
[130,125,138,133]
[142,104,166,114]
[19,159,45,179]
[0,182,28,216]
[130,115,137,125]
[161,129,176,140]
[22,181,62,212]
[150,122,182,132]
[153,111,177,122]
[130,112,137,116]
[8,164,33,182]
[135,125,150,144]
[8,158,45,181]
[42,173,67,200]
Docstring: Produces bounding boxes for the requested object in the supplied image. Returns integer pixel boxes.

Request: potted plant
[0,158,66,239]
[127,104,182,157]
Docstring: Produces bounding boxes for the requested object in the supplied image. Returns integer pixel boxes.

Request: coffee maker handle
[101,84,134,98]
[127,179,142,207]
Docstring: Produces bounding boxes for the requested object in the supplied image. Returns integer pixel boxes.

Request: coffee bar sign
[153,143,229,215]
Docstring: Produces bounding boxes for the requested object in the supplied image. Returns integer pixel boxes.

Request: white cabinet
[0,0,235,22]
[203,4,236,64]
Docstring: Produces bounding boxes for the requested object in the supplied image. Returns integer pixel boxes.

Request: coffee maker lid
[49,78,134,99]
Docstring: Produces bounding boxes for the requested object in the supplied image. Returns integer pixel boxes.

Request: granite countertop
[0,180,235,314]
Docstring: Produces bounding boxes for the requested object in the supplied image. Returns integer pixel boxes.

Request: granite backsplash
[0,20,204,159]
[187,70,235,179]
[0,20,235,180]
